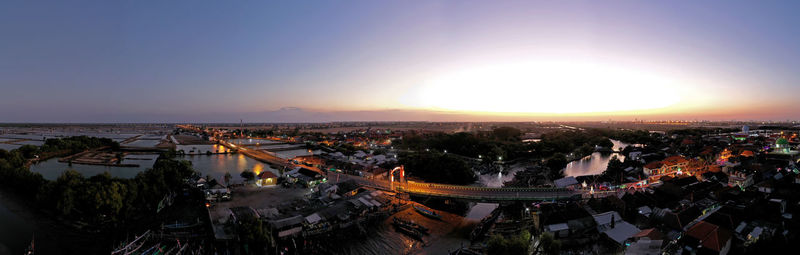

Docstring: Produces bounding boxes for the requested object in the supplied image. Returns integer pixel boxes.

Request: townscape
[1,121,799,254]
[4,1,800,255]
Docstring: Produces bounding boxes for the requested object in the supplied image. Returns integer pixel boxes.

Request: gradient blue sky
[2,1,800,122]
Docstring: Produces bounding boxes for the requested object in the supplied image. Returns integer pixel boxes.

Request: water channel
[563,139,632,177]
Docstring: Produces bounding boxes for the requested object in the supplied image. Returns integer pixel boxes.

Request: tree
[487,230,530,255]
[545,153,568,179]
[18,145,39,159]
[399,153,476,185]
[53,170,84,215]
[241,171,256,182]
[602,156,625,183]
[492,127,521,141]
[538,232,561,255]
[115,152,124,165]
[224,172,232,185]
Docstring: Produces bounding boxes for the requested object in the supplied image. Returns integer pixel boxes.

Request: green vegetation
[398,152,476,185]
[237,216,270,253]
[36,158,195,225]
[536,130,613,155]
[396,127,662,184]
[601,155,625,183]
[398,127,530,161]
[537,232,562,255]
[544,153,568,180]
[0,136,195,227]
[487,230,531,255]
[241,170,256,182]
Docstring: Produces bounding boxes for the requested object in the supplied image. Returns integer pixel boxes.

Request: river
[562,139,632,177]
[30,154,160,180]
[178,153,281,182]
[29,152,282,182]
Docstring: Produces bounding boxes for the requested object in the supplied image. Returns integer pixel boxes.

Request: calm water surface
[30,154,160,180]
[178,154,281,182]
[563,140,631,177]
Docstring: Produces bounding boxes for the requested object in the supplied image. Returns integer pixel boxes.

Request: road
[327,172,598,202]
[218,140,291,168]
[218,136,622,202]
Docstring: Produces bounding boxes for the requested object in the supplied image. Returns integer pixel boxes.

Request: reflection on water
[30,154,159,180]
[477,164,526,188]
[563,140,630,177]
[178,154,280,181]
[176,144,230,154]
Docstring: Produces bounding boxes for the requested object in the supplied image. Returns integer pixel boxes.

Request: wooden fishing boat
[413,204,441,220]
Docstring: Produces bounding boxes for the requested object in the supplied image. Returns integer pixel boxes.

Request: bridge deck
[326,173,601,201]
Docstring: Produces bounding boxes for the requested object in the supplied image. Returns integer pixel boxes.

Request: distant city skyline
[2,1,800,122]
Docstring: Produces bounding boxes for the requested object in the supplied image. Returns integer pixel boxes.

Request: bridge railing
[405,181,569,192]
[395,187,575,200]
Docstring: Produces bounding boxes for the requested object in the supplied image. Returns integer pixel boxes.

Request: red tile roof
[686,221,732,252]
[645,161,664,169]
[662,156,688,166]
[632,228,664,240]
[258,171,278,179]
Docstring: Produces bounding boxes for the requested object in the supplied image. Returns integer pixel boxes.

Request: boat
[413,204,441,219]
[392,217,429,234]
[392,222,424,240]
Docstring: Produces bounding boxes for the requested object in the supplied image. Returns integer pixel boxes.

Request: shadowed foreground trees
[0,137,196,226]
[36,158,196,225]
[399,152,476,185]
[487,230,531,255]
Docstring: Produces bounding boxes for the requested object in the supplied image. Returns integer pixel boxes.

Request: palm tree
[224,172,232,186]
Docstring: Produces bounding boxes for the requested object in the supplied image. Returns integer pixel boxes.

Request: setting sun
[410,60,683,114]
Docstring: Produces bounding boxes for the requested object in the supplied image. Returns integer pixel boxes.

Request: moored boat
[392,222,423,240]
[392,217,429,234]
[413,204,441,219]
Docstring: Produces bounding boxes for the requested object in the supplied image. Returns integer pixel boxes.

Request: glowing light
[411,60,681,114]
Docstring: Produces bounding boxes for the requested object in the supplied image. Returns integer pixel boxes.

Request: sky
[1,0,800,122]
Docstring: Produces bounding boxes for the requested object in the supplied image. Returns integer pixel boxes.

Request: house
[727,169,754,188]
[267,215,304,246]
[592,211,640,246]
[593,211,623,233]
[603,221,640,246]
[631,228,664,242]
[754,180,774,194]
[554,176,580,189]
[683,221,732,255]
[256,171,278,187]
[544,223,570,238]
[205,183,231,201]
[643,156,689,178]
[629,151,643,161]
[625,238,663,255]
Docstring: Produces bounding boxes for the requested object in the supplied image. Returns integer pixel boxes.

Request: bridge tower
[389,165,405,191]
